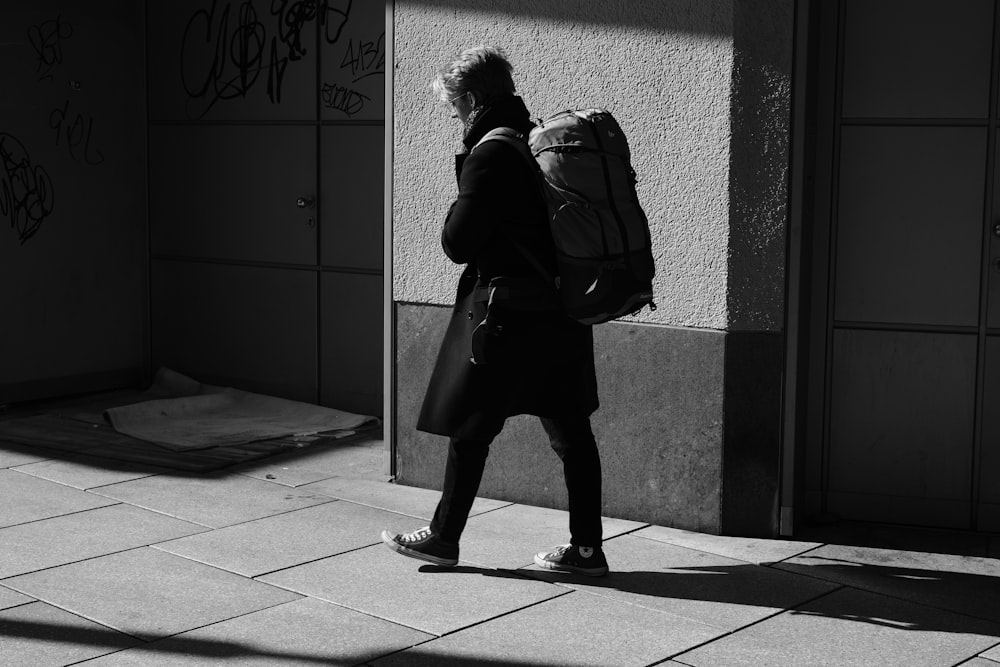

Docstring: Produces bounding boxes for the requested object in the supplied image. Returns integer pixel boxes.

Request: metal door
[147,0,385,414]
[807,0,1000,530]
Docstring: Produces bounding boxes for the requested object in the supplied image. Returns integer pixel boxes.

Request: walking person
[381,46,608,576]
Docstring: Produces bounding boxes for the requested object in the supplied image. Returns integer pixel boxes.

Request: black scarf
[461,95,535,150]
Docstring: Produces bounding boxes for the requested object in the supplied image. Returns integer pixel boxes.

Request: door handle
[296,196,315,209]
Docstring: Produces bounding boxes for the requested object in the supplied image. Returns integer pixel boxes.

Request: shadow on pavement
[418,560,1000,638]
[0,615,562,667]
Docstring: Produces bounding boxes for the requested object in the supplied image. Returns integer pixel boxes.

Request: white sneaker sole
[533,553,609,577]
[381,530,458,567]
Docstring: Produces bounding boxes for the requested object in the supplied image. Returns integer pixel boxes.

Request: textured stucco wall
[727,0,794,331]
[393,0,736,329]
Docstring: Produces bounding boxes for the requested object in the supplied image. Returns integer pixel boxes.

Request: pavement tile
[634,524,821,564]
[0,504,206,579]
[13,455,169,490]
[0,442,55,468]
[236,436,386,487]
[460,503,647,570]
[260,544,566,636]
[674,587,1000,667]
[155,501,425,577]
[775,544,1000,623]
[523,534,839,632]
[0,585,33,610]
[959,658,1000,666]
[72,597,432,666]
[0,601,140,666]
[373,590,722,667]
[983,643,1000,661]
[2,547,301,641]
[89,473,335,528]
[301,476,511,520]
[0,469,117,528]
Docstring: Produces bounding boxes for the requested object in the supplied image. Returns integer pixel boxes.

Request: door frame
[383,0,395,478]
[783,0,1000,534]
[781,0,836,535]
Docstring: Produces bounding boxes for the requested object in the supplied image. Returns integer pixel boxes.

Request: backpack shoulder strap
[472,128,559,289]
[474,128,537,171]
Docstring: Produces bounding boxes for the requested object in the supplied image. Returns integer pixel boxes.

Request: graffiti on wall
[50,98,105,166]
[0,133,55,245]
[4,15,109,245]
[181,0,383,118]
[28,15,73,83]
[321,31,384,117]
[181,0,293,116]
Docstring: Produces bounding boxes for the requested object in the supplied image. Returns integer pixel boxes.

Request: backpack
[477,108,656,324]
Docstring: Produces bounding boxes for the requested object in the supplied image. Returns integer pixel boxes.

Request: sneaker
[534,544,609,577]
[381,526,459,567]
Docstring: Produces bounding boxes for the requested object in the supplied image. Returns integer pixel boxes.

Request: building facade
[3,0,997,538]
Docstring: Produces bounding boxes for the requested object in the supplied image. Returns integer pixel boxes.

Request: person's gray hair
[431,46,516,106]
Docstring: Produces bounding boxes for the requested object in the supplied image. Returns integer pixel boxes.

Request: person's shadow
[418,558,1000,638]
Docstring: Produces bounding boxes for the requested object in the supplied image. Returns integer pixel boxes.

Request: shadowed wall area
[392,0,794,536]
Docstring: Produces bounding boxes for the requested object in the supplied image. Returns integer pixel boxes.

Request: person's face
[448,91,475,123]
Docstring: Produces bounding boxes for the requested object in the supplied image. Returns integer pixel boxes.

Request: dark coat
[416,95,599,441]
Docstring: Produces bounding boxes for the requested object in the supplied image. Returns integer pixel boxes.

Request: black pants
[429,416,603,546]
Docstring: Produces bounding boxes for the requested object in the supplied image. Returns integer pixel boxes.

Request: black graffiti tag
[181,0,288,117]
[340,32,384,83]
[0,134,55,245]
[322,32,382,117]
[321,82,369,116]
[320,0,352,44]
[270,0,318,60]
[27,16,73,82]
[49,100,105,166]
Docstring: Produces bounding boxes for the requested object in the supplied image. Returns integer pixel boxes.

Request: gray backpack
[478,108,656,324]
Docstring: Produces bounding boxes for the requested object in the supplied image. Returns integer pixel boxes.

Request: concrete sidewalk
[2,425,1000,666]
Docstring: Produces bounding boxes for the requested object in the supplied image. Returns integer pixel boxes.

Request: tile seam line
[431,588,577,640]
[0,501,126,532]
[521,578,726,634]
[236,585,560,640]
[83,492,341,529]
[257,564,577,638]
[952,650,1000,667]
[0,595,149,643]
[7,465,136,495]
[628,532,822,565]
[10,458,164,487]
[244,540,388,579]
[5,571,304,643]
[603,522,654,539]
[0,598,37,614]
[0,501,208,536]
[0,542,219,584]
[66,597,315,660]
[235,468,343,488]
[767,565,1000,628]
[664,584,850,663]
[292,493,489,521]
[254,547,544,585]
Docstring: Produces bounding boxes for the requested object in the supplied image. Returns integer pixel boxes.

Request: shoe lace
[400,527,433,544]
[549,544,572,558]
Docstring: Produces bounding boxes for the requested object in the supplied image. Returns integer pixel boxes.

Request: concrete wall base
[394,302,782,537]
